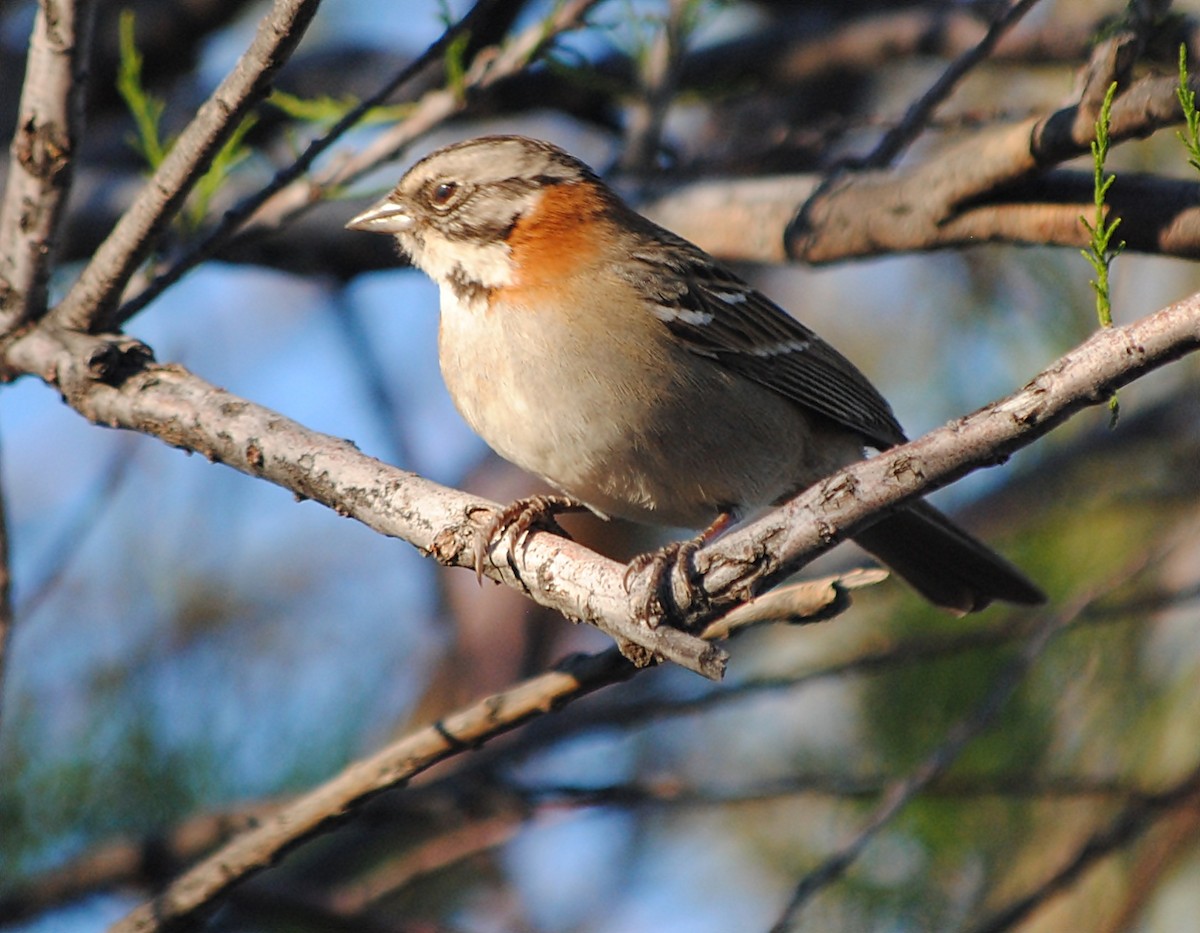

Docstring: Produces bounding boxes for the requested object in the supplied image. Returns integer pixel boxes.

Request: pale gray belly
[437,291,862,528]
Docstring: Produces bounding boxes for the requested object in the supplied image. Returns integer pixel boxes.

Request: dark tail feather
[852,500,1045,615]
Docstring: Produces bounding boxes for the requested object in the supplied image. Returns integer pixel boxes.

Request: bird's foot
[624,513,733,629]
[623,538,706,629]
[476,494,588,583]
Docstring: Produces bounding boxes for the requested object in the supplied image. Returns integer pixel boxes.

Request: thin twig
[862,0,1045,168]
[620,0,690,173]
[50,0,323,334]
[16,438,140,620]
[317,0,602,192]
[768,543,1166,931]
[0,800,277,925]
[326,292,415,471]
[518,773,1142,810]
[966,762,1200,933]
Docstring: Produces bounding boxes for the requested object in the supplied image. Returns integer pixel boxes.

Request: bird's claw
[474,494,585,584]
[624,537,706,629]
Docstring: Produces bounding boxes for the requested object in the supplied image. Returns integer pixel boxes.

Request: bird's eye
[430,181,459,208]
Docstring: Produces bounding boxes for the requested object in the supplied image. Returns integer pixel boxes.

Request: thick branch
[7,288,1200,671]
[49,0,322,334]
[108,648,635,933]
[691,292,1200,613]
[789,166,1200,263]
[789,73,1200,263]
[0,0,96,333]
[641,175,819,264]
[3,325,724,678]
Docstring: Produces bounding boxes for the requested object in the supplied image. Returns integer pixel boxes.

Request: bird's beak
[345,196,414,234]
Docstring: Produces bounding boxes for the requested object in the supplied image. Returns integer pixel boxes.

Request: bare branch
[4,289,1199,673]
[1036,73,1194,163]
[0,0,96,334]
[108,648,635,933]
[863,0,1045,169]
[320,813,525,916]
[2,324,725,678]
[697,569,886,641]
[967,762,1200,933]
[691,293,1200,616]
[642,73,1200,266]
[15,437,139,619]
[642,174,819,263]
[321,0,602,189]
[789,72,1200,264]
[516,773,1142,810]
[769,534,1177,929]
[620,0,690,172]
[49,0,323,334]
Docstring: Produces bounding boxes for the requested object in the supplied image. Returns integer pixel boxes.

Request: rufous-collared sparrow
[346,135,1044,616]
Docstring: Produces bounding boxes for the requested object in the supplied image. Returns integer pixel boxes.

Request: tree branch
[642,71,1200,267]
[49,0,322,334]
[680,292,1200,621]
[862,0,1045,169]
[788,72,1200,263]
[107,648,636,933]
[2,324,725,678]
[0,0,96,334]
[6,287,1200,673]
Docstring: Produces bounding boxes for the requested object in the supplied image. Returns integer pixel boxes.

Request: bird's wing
[625,239,907,449]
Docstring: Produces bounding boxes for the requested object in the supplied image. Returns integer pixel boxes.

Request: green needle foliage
[1177,45,1200,173]
[116,10,167,168]
[444,30,472,102]
[1080,81,1124,427]
[184,117,257,232]
[116,9,257,233]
